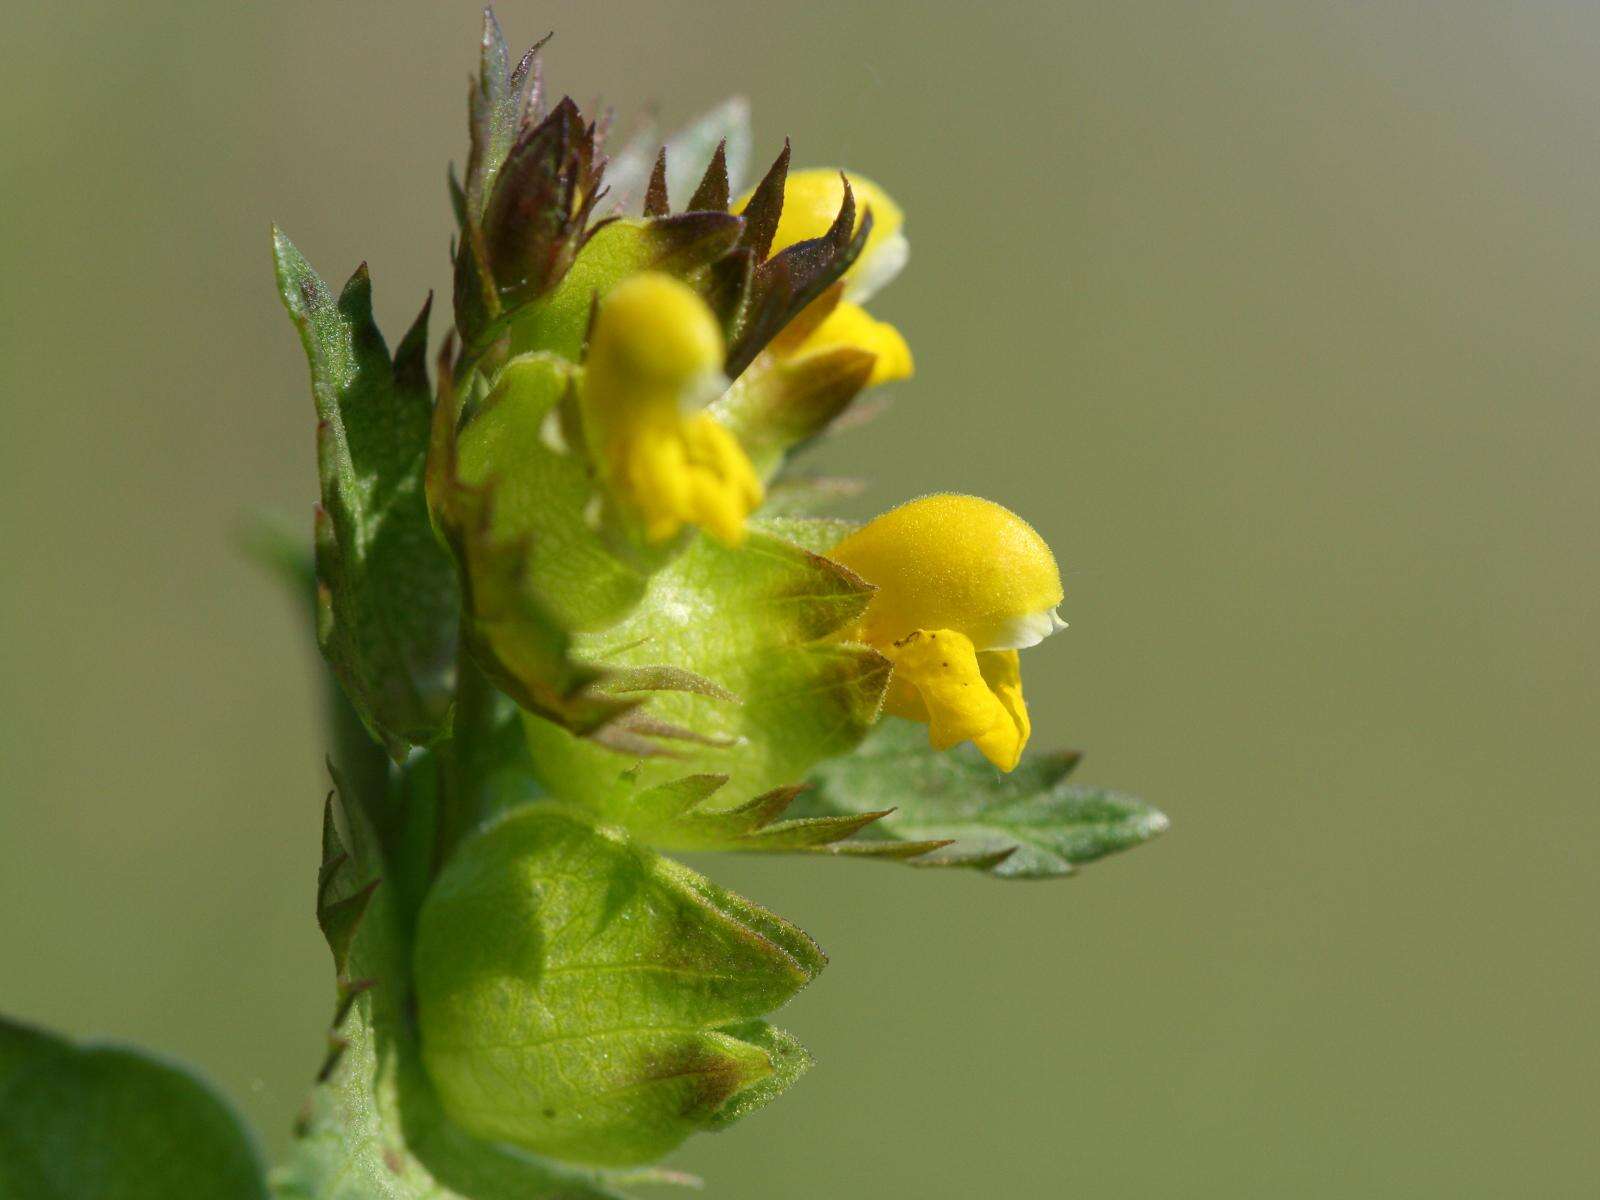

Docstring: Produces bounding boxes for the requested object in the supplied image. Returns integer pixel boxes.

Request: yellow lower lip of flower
[798,301,912,387]
[881,628,1029,771]
[619,412,763,546]
[583,273,763,545]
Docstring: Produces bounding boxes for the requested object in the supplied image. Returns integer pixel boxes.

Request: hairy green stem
[326,673,392,822]
[433,640,497,876]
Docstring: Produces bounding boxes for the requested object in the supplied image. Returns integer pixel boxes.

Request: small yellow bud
[740,168,908,302]
[584,273,762,545]
[797,301,913,387]
[830,494,1064,771]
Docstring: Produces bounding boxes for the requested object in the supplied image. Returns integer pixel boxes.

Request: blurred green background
[3,2,1597,1196]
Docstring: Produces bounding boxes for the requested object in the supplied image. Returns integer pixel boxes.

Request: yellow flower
[830,494,1065,771]
[754,168,909,302]
[583,273,762,545]
[735,168,914,388]
[795,299,913,387]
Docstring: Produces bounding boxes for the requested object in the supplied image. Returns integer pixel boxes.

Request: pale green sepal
[751,514,860,553]
[427,345,635,739]
[457,352,650,631]
[699,1021,812,1130]
[712,345,874,477]
[760,475,867,516]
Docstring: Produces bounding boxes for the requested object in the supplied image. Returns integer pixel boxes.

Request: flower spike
[268,22,1165,1195]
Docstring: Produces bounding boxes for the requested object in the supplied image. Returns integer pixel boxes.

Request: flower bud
[746,168,909,302]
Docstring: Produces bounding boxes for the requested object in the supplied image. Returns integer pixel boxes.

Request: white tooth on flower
[844,230,909,304]
[539,407,569,453]
[982,606,1068,651]
[676,368,731,415]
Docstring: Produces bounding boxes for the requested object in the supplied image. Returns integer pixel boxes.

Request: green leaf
[276,780,648,1200]
[0,1017,268,1199]
[413,805,822,1167]
[273,230,460,758]
[461,9,540,222]
[522,527,888,813]
[796,718,1170,879]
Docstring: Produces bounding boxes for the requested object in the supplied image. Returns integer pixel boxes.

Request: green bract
[522,521,888,807]
[414,806,821,1165]
[0,11,1167,1199]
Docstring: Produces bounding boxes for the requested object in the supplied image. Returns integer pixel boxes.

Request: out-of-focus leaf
[606,97,754,215]
[273,230,459,758]
[414,806,821,1166]
[238,508,314,596]
[714,344,875,475]
[796,718,1170,878]
[0,1018,268,1200]
[665,98,754,206]
[759,475,867,517]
